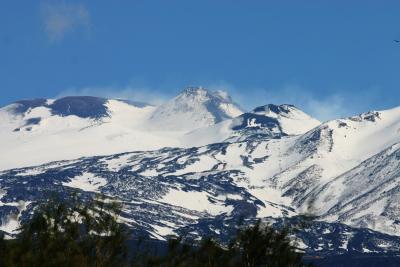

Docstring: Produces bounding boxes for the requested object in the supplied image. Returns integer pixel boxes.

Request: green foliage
[231,221,305,267]
[140,220,310,267]
[149,236,234,267]
[0,194,127,267]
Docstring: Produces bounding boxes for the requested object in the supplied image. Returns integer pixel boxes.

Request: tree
[145,220,310,267]
[0,194,128,267]
[157,236,233,267]
[230,220,306,267]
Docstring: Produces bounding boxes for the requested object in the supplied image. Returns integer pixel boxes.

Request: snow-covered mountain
[0,88,399,258]
[0,87,317,170]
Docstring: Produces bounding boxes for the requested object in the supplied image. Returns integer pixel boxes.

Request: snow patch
[62,172,107,192]
[160,189,233,216]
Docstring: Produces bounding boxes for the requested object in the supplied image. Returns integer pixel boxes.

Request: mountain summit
[148,87,244,131]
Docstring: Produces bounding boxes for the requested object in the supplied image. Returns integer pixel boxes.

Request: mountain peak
[182,86,207,95]
[6,96,110,119]
[252,104,318,122]
[228,103,321,136]
[148,86,244,131]
[178,86,233,104]
[4,96,153,121]
[253,104,298,115]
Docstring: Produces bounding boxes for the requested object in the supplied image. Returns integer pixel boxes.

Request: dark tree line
[137,221,310,267]
[0,195,127,267]
[0,194,313,267]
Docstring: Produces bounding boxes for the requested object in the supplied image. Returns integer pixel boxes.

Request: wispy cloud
[40,1,90,42]
[56,86,171,106]
[207,82,375,121]
[55,81,377,121]
[305,95,348,122]
[246,85,353,122]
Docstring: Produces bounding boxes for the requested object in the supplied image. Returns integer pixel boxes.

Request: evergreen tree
[1,194,127,267]
[146,220,310,267]
[230,220,306,267]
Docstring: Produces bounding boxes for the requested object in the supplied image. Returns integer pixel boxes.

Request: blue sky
[1,1,400,120]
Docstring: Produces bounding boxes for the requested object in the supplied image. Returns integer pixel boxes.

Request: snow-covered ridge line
[0,87,323,170]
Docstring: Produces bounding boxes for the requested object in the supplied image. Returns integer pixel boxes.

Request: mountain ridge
[0,87,322,170]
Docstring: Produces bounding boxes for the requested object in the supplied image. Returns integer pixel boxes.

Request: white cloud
[41,1,90,42]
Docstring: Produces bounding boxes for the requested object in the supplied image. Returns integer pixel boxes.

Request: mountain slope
[306,143,400,235]
[0,138,399,256]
